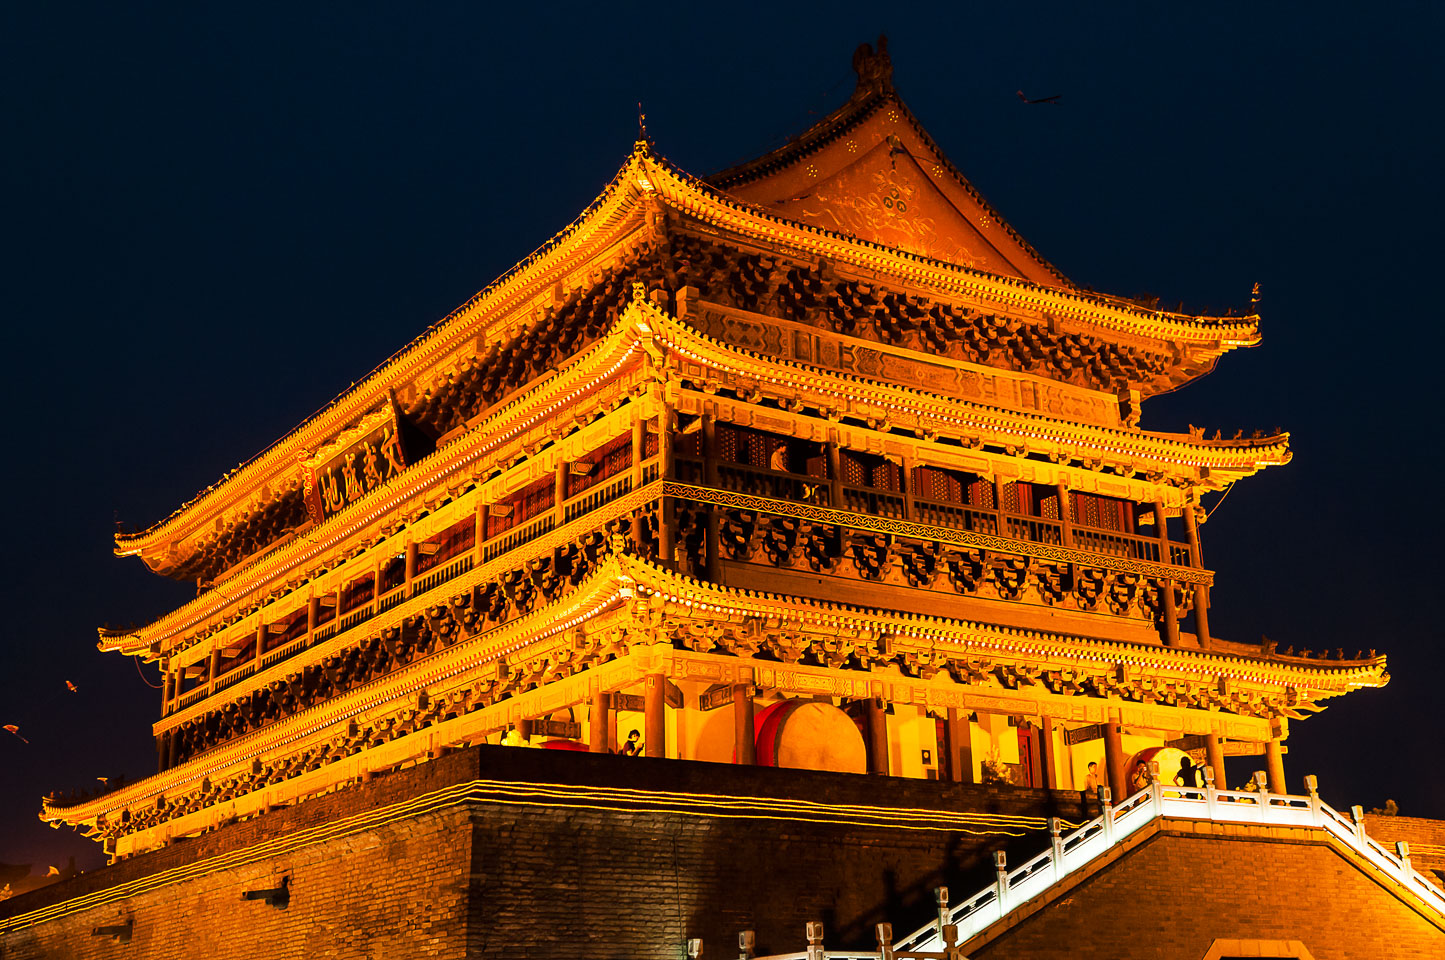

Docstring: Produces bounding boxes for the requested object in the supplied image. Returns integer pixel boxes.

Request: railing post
[1148,759,1164,809]
[1099,787,1115,844]
[1351,804,1368,844]
[1304,774,1321,823]
[940,922,963,960]
[737,930,754,960]
[687,938,703,960]
[1049,817,1066,882]
[935,885,950,936]
[1397,841,1413,879]
[993,850,1009,915]
[875,923,895,960]
[805,921,824,960]
[1203,764,1220,820]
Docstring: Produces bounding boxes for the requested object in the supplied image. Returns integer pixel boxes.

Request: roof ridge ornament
[851,34,893,102]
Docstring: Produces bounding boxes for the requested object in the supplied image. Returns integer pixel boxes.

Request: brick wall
[969,828,1445,960]
[1366,815,1445,889]
[1,803,473,960]
[2,747,1090,959]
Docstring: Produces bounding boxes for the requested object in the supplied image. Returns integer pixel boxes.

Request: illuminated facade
[32,35,1398,868]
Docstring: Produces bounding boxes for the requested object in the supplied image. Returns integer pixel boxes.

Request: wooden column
[660,414,676,569]
[1154,501,1180,647]
[515,718,532,744]
[866,700,889,776]
[733,685,756,765]
[1039,716,1060,791]
[631,415,645,488]
[253,618,264,664]
[474,501,487,565]
[702,416,721,582]
[1102,720,1126,800]
[589,690,610,754]
[306,592,319,636]
[553,461,567,528]
[1206,733,1227,787]
[1183,501,1212,646]
[943,708,971,783]
[1055,482,1074,547]
[644,673,666,758]
[901,456,916,521]
[206,647,222,695]
[826,440,843,509]
[1265,739,1287,794]
[994,475,1010,537]
[404,540,418,594]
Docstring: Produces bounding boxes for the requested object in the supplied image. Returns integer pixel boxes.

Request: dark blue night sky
[3,3,1441,873]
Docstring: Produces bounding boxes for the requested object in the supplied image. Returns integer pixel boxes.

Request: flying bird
[3,724,28,744]
[65,680,77,693]
[1016,90,1061,105]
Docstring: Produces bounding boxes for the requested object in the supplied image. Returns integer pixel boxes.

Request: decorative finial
[1250,281,1261,311]
[637,101,647,141]
[851,34,893,100]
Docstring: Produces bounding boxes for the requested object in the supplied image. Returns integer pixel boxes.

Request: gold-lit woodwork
[53,46,1385,861]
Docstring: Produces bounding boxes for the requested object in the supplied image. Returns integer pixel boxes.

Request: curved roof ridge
[646,150,1260,342]
[114,143,658,556]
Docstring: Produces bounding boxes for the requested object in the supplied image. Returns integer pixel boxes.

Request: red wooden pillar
[589,690,610,754]
[644,673,666,758]
[1103,719,1126,800]
[866,700,889,776]
[734,685,756,765]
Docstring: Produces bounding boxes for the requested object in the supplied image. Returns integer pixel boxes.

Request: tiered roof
[111,44,1267,597]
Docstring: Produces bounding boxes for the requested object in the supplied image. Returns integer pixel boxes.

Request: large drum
[753,700,867,774]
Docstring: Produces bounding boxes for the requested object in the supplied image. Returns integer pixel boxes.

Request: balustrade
[716,461,830,506]
[693,460,1191,568]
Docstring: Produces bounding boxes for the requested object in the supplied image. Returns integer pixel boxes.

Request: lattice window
[717,424,740,463]
[1000,481,1021,513]
[379,556,405,594]
[567,433,632,498]
[1069,492,1135,533]
[339,573,376,612]
[488,475,555,538]
[417,515,477,574]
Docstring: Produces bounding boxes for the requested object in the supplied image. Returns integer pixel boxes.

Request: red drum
[753,700,867,774]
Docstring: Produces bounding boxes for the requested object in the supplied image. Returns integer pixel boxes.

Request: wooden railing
[716,462,830,507]
[704,462,1194,568]
[482,513,554,563]
[840,484,905,519]
[563,471,634,523]
[410,554,474,598]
